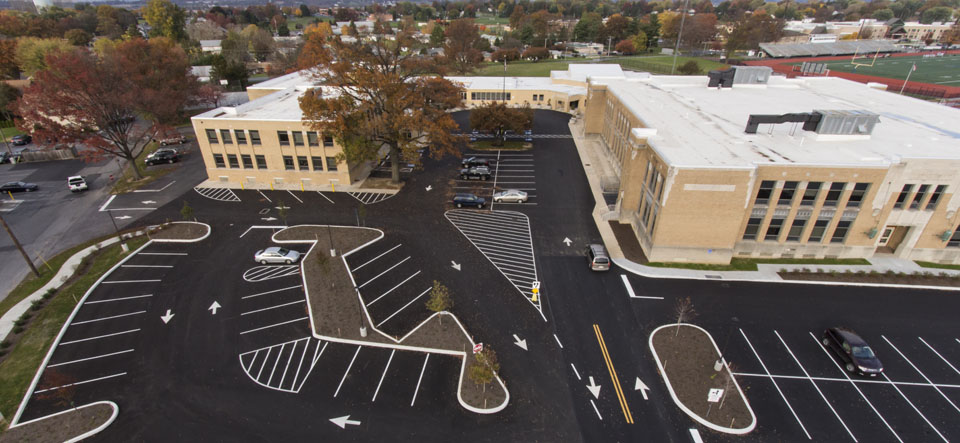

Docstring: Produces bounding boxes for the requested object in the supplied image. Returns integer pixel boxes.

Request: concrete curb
[649,323,756,435]
[151,221,211,243]
[7,400,119,443]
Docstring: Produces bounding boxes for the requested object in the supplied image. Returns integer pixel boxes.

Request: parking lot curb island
[150,221,211,243]
[4,400,119,443]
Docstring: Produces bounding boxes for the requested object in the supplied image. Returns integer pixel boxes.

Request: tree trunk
[126,154,144,180]
[389,144,401,184]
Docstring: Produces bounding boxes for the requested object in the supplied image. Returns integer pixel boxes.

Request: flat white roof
[194,86,312,122]
[606,74,960,168]
[446,76,586,95]
[246,70,317,93]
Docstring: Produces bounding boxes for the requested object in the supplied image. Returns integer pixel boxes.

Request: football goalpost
[851,47,881,69]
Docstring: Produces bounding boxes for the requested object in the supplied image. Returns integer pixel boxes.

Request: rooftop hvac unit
[812,110,880,135]
[708,66,773,88]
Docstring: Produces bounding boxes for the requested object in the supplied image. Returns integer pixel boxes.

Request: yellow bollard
[7,191,13,201]
[241,181,244,190]
[270,182,274,191]
[331,183,335,192]
[301,182,304,192]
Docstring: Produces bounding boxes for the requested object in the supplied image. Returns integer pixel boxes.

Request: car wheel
[456,203,463,208]
[27,188,34,192]
[285,259,292,264]
[259,260,267,265]
[168,159,174,164]
[822,338,830,346]
[482,176,487,181]
[845,363,855,373]
[477,203,482,208]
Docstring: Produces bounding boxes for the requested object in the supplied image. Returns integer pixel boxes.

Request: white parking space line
[101,279,162,284]
[376,287,432,328]
[256,348,272,380]
[48,349,135,368]
[774,331,856,441]
[241,300,305,316]
[411,354,430,406]
[317,192,335,204]
[239,317,309,335]
[353,244,402,271]
[121,265,174,268]
[311,341,328,368]
[239,225,287,238]
[810,332,903,443]
[244,350,259,372]
[689,428,703,443]
[732,372,960,388]
[292,340,310,390]
[139,252,188,256]
[72,310,146,325]
[242,285,303,300]
[570,363,582,381]
[881,373,948,442]
[358,257,411,289]
[258,190,272,202]
[60,329,140,346]
[278,341,298,390]
[919,337,960,376]
[98,195,116,212]
[372,349,396,402]
[286,190,303,203]
[34,372,126,394]
[367,271,421,307]
[882,335,960,416]
[267,343,286,386]
[740,329,811,439]
[334,346,361,398]
[620,275,664,299]
[243,265,300,282]
[590,400,602,420]
[86,294,153,304]
[554,334,563,349]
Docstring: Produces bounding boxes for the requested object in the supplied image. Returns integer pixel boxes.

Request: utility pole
[0,212,40,277]
[107,210,129,252]
[671,0,692,75]
[607,36,612,56]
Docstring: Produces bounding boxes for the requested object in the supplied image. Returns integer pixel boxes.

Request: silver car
[254,247,301,264]
[493,189,528,203]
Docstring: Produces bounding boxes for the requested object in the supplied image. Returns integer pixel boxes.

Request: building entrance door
[876,226,909,254]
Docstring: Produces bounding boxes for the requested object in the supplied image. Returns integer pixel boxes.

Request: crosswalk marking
[239,337,320,393]
[348,192,396,205]
[194,185,240,202]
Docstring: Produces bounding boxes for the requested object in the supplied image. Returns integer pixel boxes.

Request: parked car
[67,176,88,192]
[11,134,31,146]
[154,134,187,146]
[822,327,883,376]
[145,149,179,165]
[453,193,485,208]
[493,189,528,203]
[254,247,301,264]
[0,181,38,192]
[586,244,610,271]
[469,130,480,142]
[461,156,491,168]
[523,130,534,142]
[460,166,491,180]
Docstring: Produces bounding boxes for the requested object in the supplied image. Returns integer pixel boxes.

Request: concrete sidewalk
[566,118,960,286]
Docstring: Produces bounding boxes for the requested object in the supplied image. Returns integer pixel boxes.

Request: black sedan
[0,181,39,192]
[822,327,883,376]
[453,193,485,208]
[11,134,31,146]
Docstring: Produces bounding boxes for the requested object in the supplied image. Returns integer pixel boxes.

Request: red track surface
[743,50,960,98]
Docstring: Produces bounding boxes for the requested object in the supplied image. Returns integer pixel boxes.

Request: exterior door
[885,226,910,252]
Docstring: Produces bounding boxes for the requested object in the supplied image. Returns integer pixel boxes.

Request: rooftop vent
[707,66,773,88]
[745,110,880,135]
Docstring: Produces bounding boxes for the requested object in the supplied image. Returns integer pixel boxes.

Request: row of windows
[206,129,334,148]
[893,184,947,210]
[470,92,511,101]
[755,181,866,208]
[531,94,545,101]
[743,216,850,244]
[637,161,663,236]
[212,154,338,172]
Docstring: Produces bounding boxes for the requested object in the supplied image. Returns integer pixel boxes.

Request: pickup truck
[460,166,491,181]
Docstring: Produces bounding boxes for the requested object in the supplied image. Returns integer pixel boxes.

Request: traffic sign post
[473,343,483,354]
[531,281,540,302]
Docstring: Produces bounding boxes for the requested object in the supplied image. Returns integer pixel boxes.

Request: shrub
[856,270,866,275]
[13,326,23,334]
[885,270,895,276]
[0,340,10,349]
[30,300,42,311]
[678,60,701,75]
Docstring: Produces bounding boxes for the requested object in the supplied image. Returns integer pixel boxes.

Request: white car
[67,176,88,192]
[254,247,301,264]
[493,189,528,203]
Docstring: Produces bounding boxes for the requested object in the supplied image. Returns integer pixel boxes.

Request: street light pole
[671,0,692,75]
[107,210,129,252]
[0,212,40,277]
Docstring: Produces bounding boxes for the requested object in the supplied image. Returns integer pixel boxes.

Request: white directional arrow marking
[115,215,132,220]
[160,309,174,324]
[451,261,461,271]
[208,301,221,315]
[261,217,277,221]
[563,237,572,246]
[512,334,528,351]
[425,185,433,191]
[586,376,601,399]
[141,200,156,204]
[329,415,361,429]
[635,377,649,400]
[274,205,290,210]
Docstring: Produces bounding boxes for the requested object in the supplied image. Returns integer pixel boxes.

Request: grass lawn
[473,14,508,25]
[916,261,960,271]
[645,257,871,272]
[108,142,177,194]
[472,55,727,77]
[0,237,148,421]
[789,54,960,85]
[0,127,23,141]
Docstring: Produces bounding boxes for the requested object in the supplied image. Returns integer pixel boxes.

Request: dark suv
[460,166,491,181]
[453,193,486,208]
[461,156,491,168]
[145,149,179,165]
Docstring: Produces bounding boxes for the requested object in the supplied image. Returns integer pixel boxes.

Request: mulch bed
[651,324,753,432]
[150,222,208,241]
[357,177,404,191]
[0,403,113,443]
[608,221,648,264]
[779,271,960,287]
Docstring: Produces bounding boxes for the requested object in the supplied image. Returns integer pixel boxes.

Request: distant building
[200,40,222,54]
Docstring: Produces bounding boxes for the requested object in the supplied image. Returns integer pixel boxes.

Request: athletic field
[792,54,960,85]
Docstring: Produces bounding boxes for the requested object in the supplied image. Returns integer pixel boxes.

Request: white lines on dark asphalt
[139,252,188,256]
[348,192,395,205]
[60,329,140,346]
[590,400,602,420]
[48,349,135,368]
[740,329,811,439]
[353,244,401,271]
[689,428,704,443]
[243,265,300,282]
[554,334,564,349]
[732,372,960,388]
[621,275,664,300]
[882,335,960,416]
[317,191,335,204]
[72,310,146,325]
[376,287,432,328]
[358,257,411,289]
[882,372,948,442]
[241,285,302,300]
[239,225,287,238]
[101,279,162,284]
[570,363,582,381]
[286,190,303,203]
[240,317,309,335]
[334,347,361,398]
[372,349,396,402]
[86,294,153,304]
[240,300,305,316]
[258,190,272,202]
[239,338,324,393]
[411,354,430,406]
[367,271,421,307]
[920,337,960,376]
[34,372,127,394]
[194,185,241,202]
[121,265,173,268]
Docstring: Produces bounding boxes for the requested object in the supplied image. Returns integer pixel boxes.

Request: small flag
[912,64,917,71]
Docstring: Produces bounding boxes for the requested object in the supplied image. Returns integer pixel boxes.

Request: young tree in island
[468,346,500,396]
[443,18,483,74]
[426,280,453,324]
[299,30,464,184]
[14,38,198,180]
[674,296,697,335]
[469,102,533,147]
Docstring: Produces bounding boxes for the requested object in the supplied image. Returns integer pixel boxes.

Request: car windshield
[277,248,289,255]
[852,346,875,359]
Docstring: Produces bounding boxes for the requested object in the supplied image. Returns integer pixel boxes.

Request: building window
[910,184,929,210]
[786,218,808,241]
[823,182,846,207]
[235,130,247,144]
[283,155,294,170]
[532,94,538,101]
[801,182,821,206]
[323,134,334,147]
[311,156,323,171]
[255,155,267,169]
[292,132,304,146]
[297,156,308,170]
[808,219,830,242]
[250,130,261,145]
[847,183,869,208]
[742,217,762,240]
[469,91,511,101]
[831,220,851,243]
[893,184,913,209]
[227,154,239,168]
[776,181,798,206]
[764,218,784,241]
[241,154,253,168]
[755,180,775,205]
[213,153,225,168]
[926,185,947,210]
[307,132,319,146]
[948,226,960,247]
[326,156,338,171]
[220,129,232,144]
[278,131,290,146]
[206,129,218,144]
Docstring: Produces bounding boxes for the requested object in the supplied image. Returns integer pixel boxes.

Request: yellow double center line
[593,324,634,424]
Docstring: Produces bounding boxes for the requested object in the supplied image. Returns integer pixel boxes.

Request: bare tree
[674,296,696,335]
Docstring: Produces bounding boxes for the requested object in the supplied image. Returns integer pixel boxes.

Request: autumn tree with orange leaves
[298,31,464,184]
[14,38,198,180]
